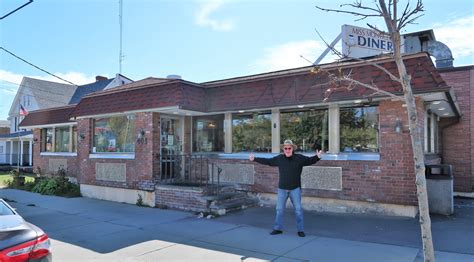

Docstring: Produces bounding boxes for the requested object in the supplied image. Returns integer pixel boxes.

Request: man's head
[282,139,297,157]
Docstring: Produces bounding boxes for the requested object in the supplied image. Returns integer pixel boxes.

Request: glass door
[160,117,183,181]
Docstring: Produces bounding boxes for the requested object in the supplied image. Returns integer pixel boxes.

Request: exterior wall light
[78,133,86,142]
[395,118,402,133]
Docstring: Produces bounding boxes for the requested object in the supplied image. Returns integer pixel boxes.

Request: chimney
[96,75,108,82]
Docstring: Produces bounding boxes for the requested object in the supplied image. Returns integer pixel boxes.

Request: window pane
[93,115,136,153]
[42,128,53,152]
[54,127,70,152]
[72,127,77,152]
[340,106,379,153]
[192,115,224,152]
[232,113,271,152]
[281,110,328,152]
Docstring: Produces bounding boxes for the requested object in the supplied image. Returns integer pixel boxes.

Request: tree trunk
[391,31,435,262]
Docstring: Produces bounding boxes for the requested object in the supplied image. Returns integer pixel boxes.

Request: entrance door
[160,117,183,181]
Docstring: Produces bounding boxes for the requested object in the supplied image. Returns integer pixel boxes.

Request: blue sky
[1,0,473,120]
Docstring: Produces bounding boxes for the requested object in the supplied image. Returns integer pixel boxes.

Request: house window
[232,112,271,152]
[192,115,224,152]
[0,146,3,154]
[41,128,53,152]
[280,109,329,152]
[340,106,379,153]
[54,127,70,152]
[93,115,136,153]
[72,127,77,152]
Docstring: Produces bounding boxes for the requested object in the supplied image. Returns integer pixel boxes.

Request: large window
[41,128,53,152]
[41,126,76,153]
[280,110,328,152]
[192,115,224,152]
[93,115,136,153]
[340,106,379,152]
[54,127,70,152]
[232,113,271,152]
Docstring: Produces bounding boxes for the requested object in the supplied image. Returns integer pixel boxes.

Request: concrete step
[202,192,244,201]
[209,197,258,216]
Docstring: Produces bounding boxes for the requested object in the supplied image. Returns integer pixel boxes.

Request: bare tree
[315,1,434,261]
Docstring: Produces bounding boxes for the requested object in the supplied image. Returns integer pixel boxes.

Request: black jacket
[254,153,320,190]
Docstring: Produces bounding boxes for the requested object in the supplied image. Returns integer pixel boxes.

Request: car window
[0,201,15,215]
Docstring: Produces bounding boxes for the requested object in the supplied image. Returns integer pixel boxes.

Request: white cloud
[251,40,339,73]
[0,70,99,120]
[434,15,474,60]
[195,0,234,31]
[0,69,98,86]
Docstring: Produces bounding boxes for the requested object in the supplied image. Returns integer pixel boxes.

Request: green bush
[31,168,81,197]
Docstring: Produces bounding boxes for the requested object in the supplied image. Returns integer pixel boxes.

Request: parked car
[0,199,52,262]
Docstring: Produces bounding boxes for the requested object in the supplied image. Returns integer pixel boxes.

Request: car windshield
[0,201,15,216]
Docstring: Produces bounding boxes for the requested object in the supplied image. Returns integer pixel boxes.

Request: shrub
[31,168,81,197]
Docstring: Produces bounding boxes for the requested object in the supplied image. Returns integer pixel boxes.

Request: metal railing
[155,154,223,189]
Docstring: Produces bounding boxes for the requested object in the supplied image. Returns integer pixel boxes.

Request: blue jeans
[274,187,304,232]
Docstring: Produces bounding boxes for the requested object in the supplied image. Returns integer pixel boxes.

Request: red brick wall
[440,67,473,192]
[155,185,208,212]
[32,129,79,178]
[0,127,9,135]
[210,99,424,206]
[77,112,155,190]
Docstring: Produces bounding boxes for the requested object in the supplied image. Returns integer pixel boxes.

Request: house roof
[19,105,76,128]
[71,78,206,117]
[205,52,450,112]
[0,130,32,139]
[9,77,77,116]
[68,78,114,104]
[21,52,453,125]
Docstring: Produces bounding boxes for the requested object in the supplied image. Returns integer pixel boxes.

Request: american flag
[20,104,29,116]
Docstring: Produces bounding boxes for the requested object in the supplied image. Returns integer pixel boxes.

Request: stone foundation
[257,193,418,217]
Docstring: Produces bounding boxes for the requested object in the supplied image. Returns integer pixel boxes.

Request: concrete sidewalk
[1,189,473,262]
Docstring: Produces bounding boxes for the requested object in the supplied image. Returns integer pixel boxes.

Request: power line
[0,46,78,86]
[0,78,75,99]
[0,0,33,20]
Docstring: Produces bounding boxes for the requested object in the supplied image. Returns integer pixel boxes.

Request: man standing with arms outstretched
[249,139,322,237]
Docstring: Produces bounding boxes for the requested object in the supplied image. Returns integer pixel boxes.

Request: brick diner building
[20,52,472,216]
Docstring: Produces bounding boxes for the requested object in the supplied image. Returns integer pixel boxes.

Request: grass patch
[0,173,35,186]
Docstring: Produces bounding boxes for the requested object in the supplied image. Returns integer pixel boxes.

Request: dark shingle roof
[0,131,32,138]
[68,78,114,104]
[19,106,76,128]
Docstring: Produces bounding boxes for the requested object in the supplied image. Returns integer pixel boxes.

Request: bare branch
[314,26,401,83]
[339,76,404,101]
[366,23,389,35]
[315,5,382,20]
[397,0,424,30]
[378,0,397,33]
[341,1,382,13]
[314,28,346,59]
[343,57,402,83]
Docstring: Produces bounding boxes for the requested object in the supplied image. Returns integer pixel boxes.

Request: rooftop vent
[166,75,182,80]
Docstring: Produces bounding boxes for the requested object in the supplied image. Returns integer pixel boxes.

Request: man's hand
[249,154,255,161]
[316,150,322,159]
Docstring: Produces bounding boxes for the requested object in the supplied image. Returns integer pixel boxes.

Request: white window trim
[89,153,135,159]
[40,152,77,157]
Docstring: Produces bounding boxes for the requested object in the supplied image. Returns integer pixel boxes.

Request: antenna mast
[119,0,123,74]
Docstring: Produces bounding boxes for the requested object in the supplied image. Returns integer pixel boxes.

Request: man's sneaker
[270,230,283,235]
[297,231,306,237]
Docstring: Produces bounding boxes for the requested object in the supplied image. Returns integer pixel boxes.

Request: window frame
[92,114,136,154]
[40,125,77,155]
